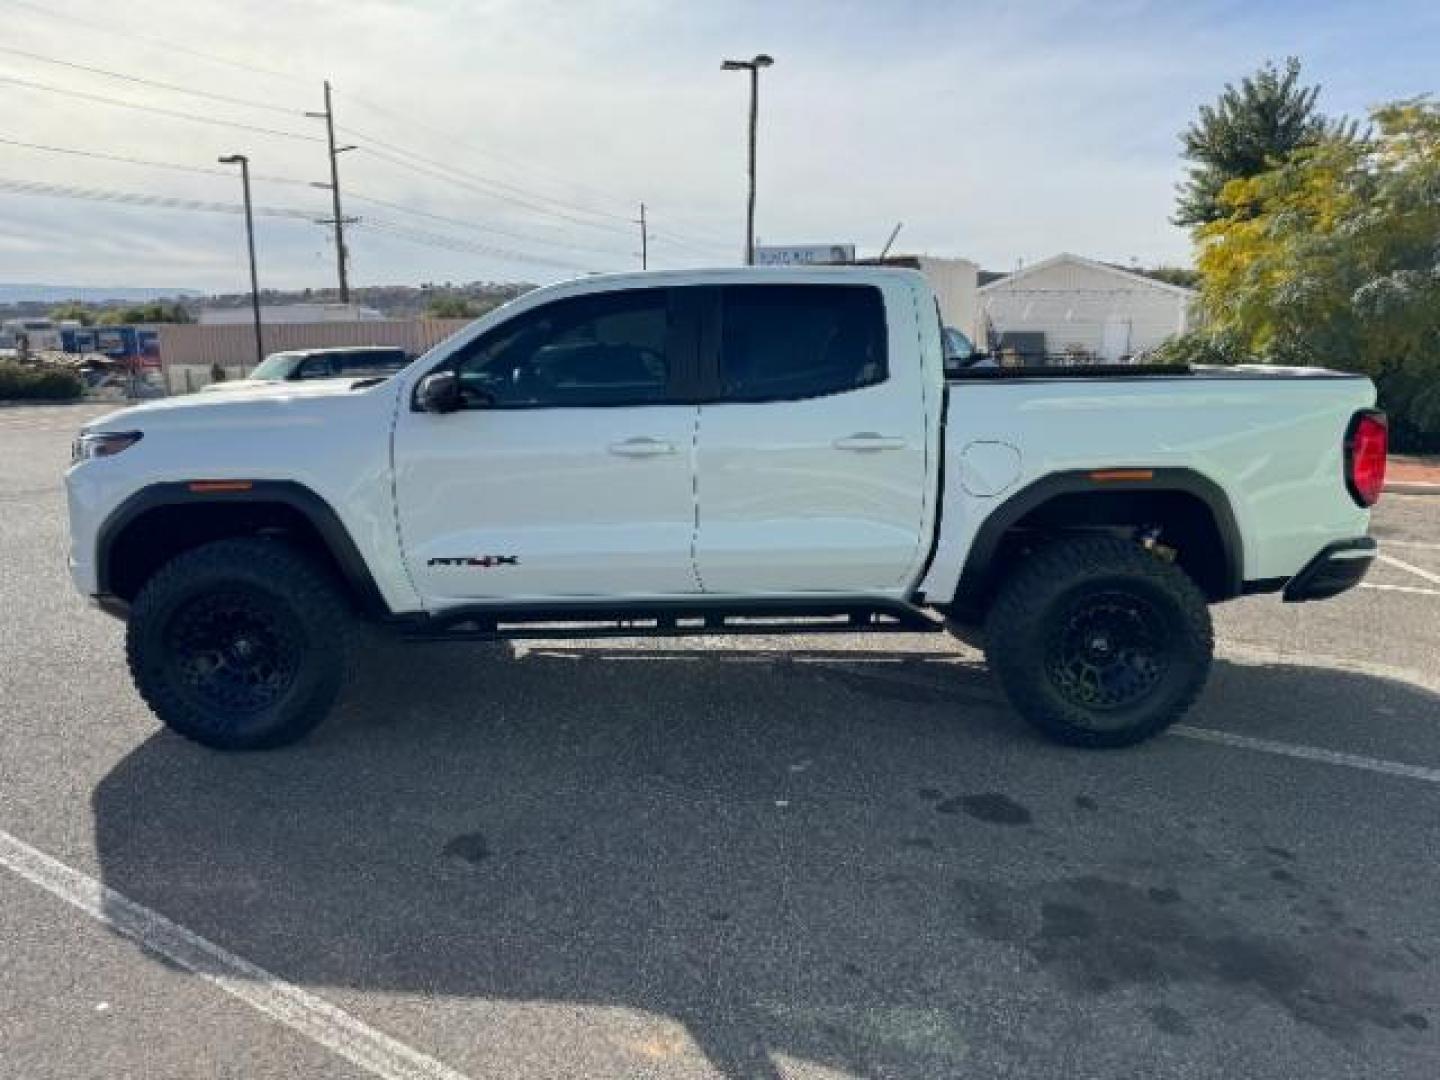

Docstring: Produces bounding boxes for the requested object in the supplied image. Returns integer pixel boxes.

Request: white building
[864,255,980,342]
[977,253,1194,362]
[199,303,384,325]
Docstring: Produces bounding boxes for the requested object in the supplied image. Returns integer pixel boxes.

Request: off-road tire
[984,535,1213,748]
[126,537,351,750]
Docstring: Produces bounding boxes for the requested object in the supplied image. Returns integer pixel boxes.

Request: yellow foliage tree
[1184,100,1440,448]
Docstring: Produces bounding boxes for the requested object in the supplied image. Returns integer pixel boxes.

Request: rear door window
[718,284,887,402]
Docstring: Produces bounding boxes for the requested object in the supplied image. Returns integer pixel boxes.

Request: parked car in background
[199,346,411,392]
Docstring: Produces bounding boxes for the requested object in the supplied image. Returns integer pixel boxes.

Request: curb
[1385,481,1440,496]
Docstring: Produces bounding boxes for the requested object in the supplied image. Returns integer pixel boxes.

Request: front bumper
[1283,538,1376,602]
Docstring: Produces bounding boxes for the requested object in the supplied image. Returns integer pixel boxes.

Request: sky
[0,0,1435,295]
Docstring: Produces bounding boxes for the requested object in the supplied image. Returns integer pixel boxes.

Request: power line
[0,176,318,219]
[0,2,734,262]
[336,88,644,219]
[346,133,636,233]
[0,74,322,142]
[0,0,308,86]
[0,133,633,261]
[354,144,638,239]
[343,126,734,254]
[336,90,743,251]
[0,135,314,186]
[0,44,299,116]
[344,192,629,259]
[639,214,735,250]
[0,6,734,254]
[0,176,603,274]
[646,229,733,258]
[351,219,596,273]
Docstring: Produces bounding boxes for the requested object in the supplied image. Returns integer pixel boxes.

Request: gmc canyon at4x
[66,268,1388,750]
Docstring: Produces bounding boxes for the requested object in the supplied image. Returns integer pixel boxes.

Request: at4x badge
[428,555,519,568]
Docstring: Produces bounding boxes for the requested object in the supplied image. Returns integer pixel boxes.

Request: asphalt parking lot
[1,402,1437,1080]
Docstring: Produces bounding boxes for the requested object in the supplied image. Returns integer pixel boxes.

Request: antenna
[877,221,904,260]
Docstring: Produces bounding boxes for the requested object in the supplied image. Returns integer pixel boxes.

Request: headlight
[72,431,143,464]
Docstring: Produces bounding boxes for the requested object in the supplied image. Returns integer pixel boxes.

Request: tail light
[1344,410,1387,507]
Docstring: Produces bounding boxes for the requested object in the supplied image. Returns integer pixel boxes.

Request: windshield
[250,352,305,381]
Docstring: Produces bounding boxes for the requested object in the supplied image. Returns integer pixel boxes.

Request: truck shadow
[91,641,1440,1077]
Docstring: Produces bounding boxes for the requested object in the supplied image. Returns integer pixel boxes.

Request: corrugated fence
[159,319,472,392]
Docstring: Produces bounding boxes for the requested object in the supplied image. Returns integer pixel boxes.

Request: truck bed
[921,368,1376,603]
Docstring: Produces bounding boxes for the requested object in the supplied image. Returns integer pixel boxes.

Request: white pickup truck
[66,268,1389,751]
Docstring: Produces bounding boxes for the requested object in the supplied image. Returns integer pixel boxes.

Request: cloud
[0,0,1433,290]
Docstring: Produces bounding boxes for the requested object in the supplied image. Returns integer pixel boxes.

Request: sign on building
[754,244,856,266]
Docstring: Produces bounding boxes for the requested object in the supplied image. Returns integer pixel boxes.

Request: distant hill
[0,284,202,304]
[0,281,533,320]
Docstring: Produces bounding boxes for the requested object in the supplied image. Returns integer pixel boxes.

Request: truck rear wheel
[126,537,351,750]
[984,536,1213,748]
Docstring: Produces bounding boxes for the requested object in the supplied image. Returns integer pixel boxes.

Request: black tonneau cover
[948,363,1365,382]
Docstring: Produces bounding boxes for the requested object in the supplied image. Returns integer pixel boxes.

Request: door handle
[608,437,676,457]
[833,433,907,452]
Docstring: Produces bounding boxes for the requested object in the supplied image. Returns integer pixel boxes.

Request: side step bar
[398,597,946,643]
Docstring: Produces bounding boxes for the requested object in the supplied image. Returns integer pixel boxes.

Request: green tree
[97,302,193,325]
[1190,99,1440,449]
[1140,265,1200,289]
[425,295,479,319]
[1175,58,1351,228]
[48,302,97,326]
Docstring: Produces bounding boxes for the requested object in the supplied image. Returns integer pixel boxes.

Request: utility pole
[218,154,263,373]
[636,202,648,269]
[721,54,773,265]
[306,80,357,303]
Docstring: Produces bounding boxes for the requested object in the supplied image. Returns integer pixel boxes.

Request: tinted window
[296,355,333,379]
[454,289,671,408]
[719,285,886,402]
[332,350,408,376]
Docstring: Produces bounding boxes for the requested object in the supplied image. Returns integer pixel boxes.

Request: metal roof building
[977,253,1195,362]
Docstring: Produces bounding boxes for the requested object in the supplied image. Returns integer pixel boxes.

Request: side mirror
[416,371,462,413]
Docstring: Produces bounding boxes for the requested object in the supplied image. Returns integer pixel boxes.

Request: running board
[398,598,945,643]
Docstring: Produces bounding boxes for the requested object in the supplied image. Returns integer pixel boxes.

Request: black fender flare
[95,480,392,618]
[945,467,1244,615]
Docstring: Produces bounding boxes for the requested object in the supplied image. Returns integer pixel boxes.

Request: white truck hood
[83,379,392,434]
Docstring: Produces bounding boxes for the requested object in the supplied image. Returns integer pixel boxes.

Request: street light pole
[218,153,263,374]
[721,53,773,266]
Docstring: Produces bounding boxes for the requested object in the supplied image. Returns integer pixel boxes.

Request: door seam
[688,405,707,592]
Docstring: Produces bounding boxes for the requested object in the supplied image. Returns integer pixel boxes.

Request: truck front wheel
[984,536,1213,748]
[126,537,351,750]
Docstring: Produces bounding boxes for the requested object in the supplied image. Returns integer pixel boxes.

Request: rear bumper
[1282,538,1376,602]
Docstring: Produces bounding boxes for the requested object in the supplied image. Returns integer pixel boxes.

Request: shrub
[1148,329,1246,367]
[0,362,85,401]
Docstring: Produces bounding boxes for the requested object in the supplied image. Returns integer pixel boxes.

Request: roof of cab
[516,265,927,309]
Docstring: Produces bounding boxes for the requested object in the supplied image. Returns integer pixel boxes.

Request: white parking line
[1171,726,1440,784]
[1379,553,1440,586]
[1383,540,1440,552]
[0,830,473,1080]
[1361,582,1440,598]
